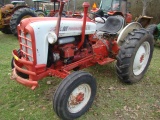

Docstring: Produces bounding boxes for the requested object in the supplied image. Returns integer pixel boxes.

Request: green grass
[0,32,160,120]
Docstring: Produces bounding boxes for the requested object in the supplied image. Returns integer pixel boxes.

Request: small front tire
[53,71,97,120]
[11,49,28,78]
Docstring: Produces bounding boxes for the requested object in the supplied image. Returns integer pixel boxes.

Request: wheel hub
[76,93,84,103]
[133,41,150,75]
[140,54,144,63]
[70,92,84,105]
[67,84,91,113]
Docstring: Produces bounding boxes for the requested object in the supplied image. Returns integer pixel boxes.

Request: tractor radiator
[19,31,33,62]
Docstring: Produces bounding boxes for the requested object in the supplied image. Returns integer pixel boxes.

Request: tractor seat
[98,15,125,35]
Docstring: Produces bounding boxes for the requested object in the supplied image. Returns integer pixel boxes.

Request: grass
[0,31,160,120]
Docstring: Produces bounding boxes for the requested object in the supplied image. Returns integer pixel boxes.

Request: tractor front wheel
[116,29,154,83]
[10,8,37,36]
[53,71,97,120]
[11,49,28,78]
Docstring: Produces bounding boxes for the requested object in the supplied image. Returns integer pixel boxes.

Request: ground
[0,32,160,120]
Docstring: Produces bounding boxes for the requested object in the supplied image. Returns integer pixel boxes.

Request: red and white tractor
[11,0,154,119]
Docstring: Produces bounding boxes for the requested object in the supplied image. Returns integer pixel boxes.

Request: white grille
[19,31,33,61]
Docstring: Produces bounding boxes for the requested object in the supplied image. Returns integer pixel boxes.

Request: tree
[141,0,153,16]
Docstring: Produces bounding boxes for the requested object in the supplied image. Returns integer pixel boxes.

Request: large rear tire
[53,71,97,120]
[116,29,154,83]
[146,24,159,44]
[10,8,37,36]
[146,24,158,35]
[1,26,12,34]
[35,11,46,17]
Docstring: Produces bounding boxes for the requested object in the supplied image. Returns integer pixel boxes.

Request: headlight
[47,32,57,44]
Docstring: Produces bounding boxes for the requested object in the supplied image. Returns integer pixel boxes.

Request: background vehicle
[11,0,27,6]
[92,0,132,23]
[11,1,154,120]
[32,0,77,17]
[0,0,37,35]
[44,0,65,17]
[48,0,81,17]
[32,0,50,17]
[92,0,152,28]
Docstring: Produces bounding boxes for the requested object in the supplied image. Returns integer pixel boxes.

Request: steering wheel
[89,12,106,24]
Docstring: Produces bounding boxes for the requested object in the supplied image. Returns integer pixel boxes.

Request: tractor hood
[19,17,96,37]
[18,17,96,65]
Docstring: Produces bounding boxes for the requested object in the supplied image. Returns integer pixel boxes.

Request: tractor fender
[136,16,153,28]
[117,22,142,46]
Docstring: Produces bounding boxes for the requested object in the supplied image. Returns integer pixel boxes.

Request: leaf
[18,108,24,111]
[136,105,140,110]
[124,106,128,111]
[108,87,116,91]
[156,110,160,113]
[120,87,126,90]
[42,106,46,110]
[47,81,52,85]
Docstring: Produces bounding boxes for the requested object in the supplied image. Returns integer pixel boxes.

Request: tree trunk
[141,0,153,16]
[142,3,147,16]
[142,0,147,16]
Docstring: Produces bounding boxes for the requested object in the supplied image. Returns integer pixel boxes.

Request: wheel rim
[22,15,32,20]
[38,14,45,17]
[67,84,91,113]
[133,41,150,75]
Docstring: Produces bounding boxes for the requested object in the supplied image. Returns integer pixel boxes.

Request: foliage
[0,32,160,119]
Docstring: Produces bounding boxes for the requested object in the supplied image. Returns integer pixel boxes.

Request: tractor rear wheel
[53,71,97,120]
[146,24,159,43]
[116,29,154,83]
[36,11,46,17]
[146,24,158,35]
[10,8,37,36]
[1,26,12,34]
